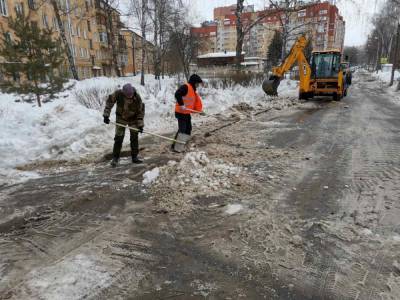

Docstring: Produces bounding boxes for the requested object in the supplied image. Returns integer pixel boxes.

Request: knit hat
[122,83,136,98]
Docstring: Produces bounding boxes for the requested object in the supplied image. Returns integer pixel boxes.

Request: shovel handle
[184,108,202,113]
[109,121,185,144]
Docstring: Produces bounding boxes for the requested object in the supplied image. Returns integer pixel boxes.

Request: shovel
[110,121,185,144]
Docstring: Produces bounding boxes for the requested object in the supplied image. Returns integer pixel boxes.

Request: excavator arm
[263,35,312,96]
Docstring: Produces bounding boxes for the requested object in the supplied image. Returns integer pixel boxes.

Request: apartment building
[120,28,154,76]
[192,1,345,61]
[213,5,255,54]
[0,0,153,80]
[287,1,345,51]
[190,21,217,55]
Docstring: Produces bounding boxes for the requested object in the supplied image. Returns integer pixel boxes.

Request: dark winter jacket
[103,90,145,127]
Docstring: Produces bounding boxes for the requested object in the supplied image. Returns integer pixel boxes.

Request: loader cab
[310,50,342,79]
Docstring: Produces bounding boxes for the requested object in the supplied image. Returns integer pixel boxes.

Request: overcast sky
[187,0,386,47]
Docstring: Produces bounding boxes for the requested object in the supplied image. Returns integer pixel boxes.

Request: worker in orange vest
[174,74,203,137]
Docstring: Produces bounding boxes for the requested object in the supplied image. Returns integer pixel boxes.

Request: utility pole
[390,23,400,86]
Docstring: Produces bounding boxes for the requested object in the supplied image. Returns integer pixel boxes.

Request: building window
[69,22,75,35]
[0,0,8,16]
[77,26,81,37]
[89,39,93,49]
[27,0,35,10]
[99,32,107,43]
[83,29,87,39]
[13,72,21,82]
[87,20,91,32]
[319,10,328,15]
[298,10,306,17]
[5,32,12,43]
[53,17,59,31]
[15,3,24,16]
[42,14,49,28]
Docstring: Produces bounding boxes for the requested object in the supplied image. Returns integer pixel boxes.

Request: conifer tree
[0,16,68,107]
[267,30,283,70]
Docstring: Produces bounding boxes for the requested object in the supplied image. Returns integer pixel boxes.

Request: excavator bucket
[262,76,281,96]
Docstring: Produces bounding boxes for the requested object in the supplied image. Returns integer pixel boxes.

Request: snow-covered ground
[371,69,400,104]
[0,74,297,184]
[372,69,400,84]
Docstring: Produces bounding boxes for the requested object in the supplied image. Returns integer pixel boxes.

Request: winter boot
[132,155,143,164]
[111,136,123,168]
[110,157,119,168]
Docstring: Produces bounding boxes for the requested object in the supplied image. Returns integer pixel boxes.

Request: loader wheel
[299,92,310,100]
[333,93,341,101]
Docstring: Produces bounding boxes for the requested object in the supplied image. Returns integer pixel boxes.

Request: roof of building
[241,62,261,66]
[198,51,245,59]
[244,56,263,60]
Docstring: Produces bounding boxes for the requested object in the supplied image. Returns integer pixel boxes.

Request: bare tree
[100,0,123,77]
[234,0,313,70]
[168,20,199,80]
[268,0,320,61]
[29,0,80,80]
[129,0,150,85]
[367,0,400,84]
[235,0,276,69]
[149,0,161,79]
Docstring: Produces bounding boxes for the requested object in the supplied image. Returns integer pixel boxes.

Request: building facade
[190,21,217,56]
[0,0,153,80]
[192,1,345,62]
[286,1,345,52]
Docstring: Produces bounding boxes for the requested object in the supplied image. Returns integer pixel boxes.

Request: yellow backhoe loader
[263,35,346,101]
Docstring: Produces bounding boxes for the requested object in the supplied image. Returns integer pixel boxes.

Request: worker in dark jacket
[174,74,203,138]
[103,83,145,167]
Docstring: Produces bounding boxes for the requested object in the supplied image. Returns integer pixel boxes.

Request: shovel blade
[173,133,191,153]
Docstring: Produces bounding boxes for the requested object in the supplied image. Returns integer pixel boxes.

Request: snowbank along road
[1,71,400,299]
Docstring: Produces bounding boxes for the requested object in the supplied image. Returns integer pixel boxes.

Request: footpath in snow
[0,75,297,185]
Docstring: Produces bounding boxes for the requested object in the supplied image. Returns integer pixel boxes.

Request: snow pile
[372,69,400,84]
[175,151,241,190]
[0,74,296,185]
[150,152,244,214]
[142,167,160,185]
[151,151,241,190]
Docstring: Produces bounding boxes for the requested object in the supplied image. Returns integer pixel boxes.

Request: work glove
[138,126,144,133]
[103,116,110,124]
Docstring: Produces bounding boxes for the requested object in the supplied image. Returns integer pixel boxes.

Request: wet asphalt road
[1,71,400,299]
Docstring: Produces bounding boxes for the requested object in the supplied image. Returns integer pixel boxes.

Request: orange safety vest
[175,83,203,114]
